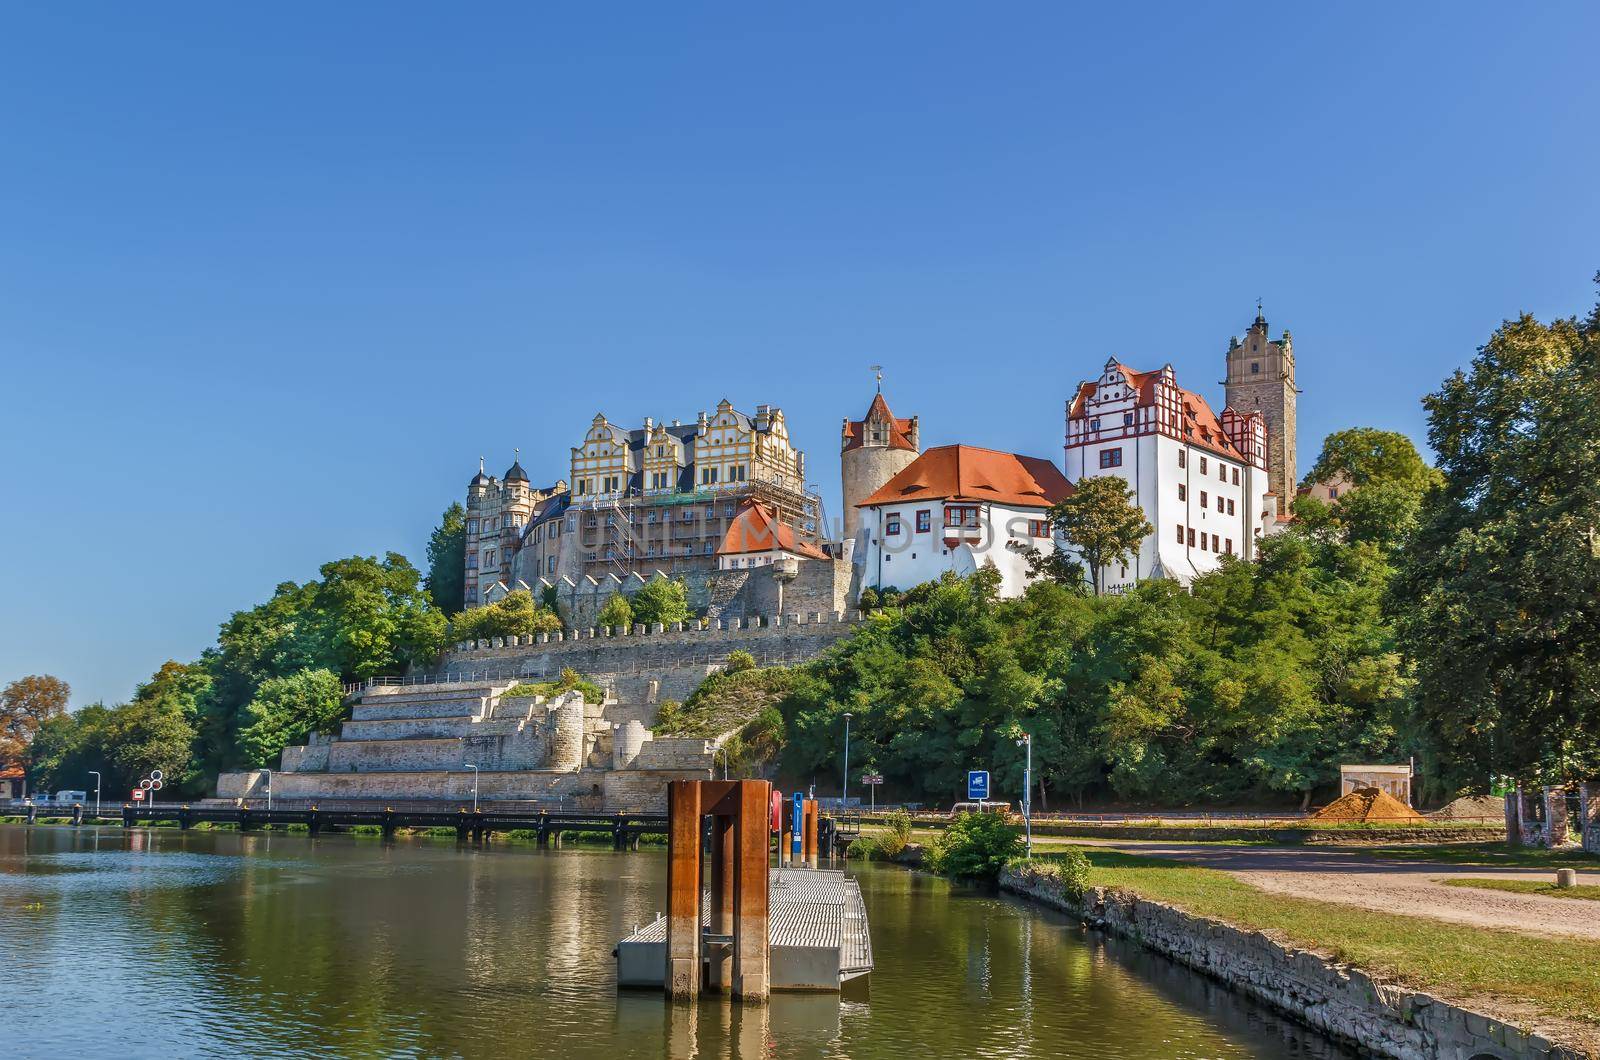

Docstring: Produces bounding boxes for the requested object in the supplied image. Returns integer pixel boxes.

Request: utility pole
[1016,732,1033,858]
[842,712,853,809]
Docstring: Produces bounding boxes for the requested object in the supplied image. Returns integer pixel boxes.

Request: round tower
[840,387,920,543]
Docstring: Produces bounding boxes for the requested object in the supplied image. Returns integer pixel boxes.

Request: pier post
[71,804,84,826]
[666,780,703,1000]
[709,811,736,990]
[803,799,819,870]
[733,780,772,1001]
[122,804,133,828]
[381,808,397,841]
[308,807,322,837]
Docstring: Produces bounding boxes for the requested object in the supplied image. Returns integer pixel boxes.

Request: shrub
[501,667,605,704]
[449,589,562,641]
[927,811,1022,880]
[877,809,913,859]
[1007,849,1091,902]
[631,578,691,627]
[596,593,633,630]
[724,650,756,674]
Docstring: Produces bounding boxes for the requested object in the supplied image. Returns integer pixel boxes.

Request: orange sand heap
[1313,787,1425,823]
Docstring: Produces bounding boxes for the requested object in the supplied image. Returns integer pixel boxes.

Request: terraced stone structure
[216,612,862,811]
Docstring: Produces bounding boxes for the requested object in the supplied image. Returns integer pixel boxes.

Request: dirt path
[1080,840,1600,940]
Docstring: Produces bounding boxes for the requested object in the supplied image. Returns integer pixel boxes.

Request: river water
[0,825,1356,1058]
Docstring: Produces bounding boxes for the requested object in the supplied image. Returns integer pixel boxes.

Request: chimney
[643,416,653,433]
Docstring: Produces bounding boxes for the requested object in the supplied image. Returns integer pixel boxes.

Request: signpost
[862,773,884,812]
[791,792,803,864]
[966,770,989,806]
[131,789,145,802]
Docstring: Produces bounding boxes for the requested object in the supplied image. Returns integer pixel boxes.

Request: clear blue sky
[2,4,1596,708]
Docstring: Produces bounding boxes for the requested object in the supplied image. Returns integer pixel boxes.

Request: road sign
[132,790,145,802]
[150,769,163,782]
[139,779,152,790]
[151,779,163,790]
[791,792,803,860]
[862,774,884,785]
[967,770,990,801]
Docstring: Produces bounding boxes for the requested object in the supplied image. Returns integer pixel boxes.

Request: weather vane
[870,364,883,392]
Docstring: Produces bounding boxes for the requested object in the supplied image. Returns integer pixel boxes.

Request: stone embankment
[1000,865,1583,1060]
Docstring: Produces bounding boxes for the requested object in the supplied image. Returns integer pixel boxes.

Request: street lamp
[842,712,853,809]
[88,771,101,819]
[1016,732,1033,858]
[465,764,480,812]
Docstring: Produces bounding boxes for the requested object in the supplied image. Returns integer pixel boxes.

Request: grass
[1361,842,1600,870]
[1030,846,1600,1035]
[1443,878,1600,902]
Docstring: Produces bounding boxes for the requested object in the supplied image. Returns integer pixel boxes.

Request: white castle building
[1064,357,1279,591]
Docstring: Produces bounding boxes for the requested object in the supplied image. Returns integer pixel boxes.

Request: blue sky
[2,4,1596,708]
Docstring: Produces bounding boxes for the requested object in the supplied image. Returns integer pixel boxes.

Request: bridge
[113,804,668,846]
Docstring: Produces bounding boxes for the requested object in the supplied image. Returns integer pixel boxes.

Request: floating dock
[617,867,873,992]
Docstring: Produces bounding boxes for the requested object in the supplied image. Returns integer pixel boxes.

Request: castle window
[916,509,931,533]
[1187,528,1196,547]
[1099,448,1123,469]
[1232,468,1239,486]
[1212,533,1220,552]
[467,554,478,569]
[1227,499,1235,516]
[702,467,719,485]
[1028,519,1048,537]
[1176,524,1184,544]
[467,519,478,534]
[1251,362,1260,374]
[725,504,736,517]
[682,509,694,521]
[1225,538,1233,555]
[547,557,556,572]
[1177,449,1186,469]
[1219,463,1226,482]
[1200,491,1207,509]
[946,504,980,527]
[656,445,666,457]
[1199,456,1208,474]
[705,505,715,517]
[1123,412,1134,426]
[885,514,902,536]
[704,541,714,555]
[1177,484,1186,502]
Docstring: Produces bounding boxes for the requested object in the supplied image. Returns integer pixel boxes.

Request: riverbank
[993,847,1599,1059]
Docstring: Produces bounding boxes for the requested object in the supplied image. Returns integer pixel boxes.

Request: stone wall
[432,610,862,682]
[536,556,853,630]
[1001,866,1583,1060]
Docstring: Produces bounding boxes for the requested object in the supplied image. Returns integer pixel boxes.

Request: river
[0,825,1356,1058]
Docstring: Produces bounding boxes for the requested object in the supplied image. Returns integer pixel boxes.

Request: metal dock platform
[616,867,873,992]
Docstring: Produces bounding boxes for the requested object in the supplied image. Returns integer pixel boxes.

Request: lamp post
[261,768,272,812]
[842,712,853,809]
[1016,732,1033,858]
[88,771,101,819]
[466,764,479,812]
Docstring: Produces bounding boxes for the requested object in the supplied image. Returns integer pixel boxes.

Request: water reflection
[0,826,1355,1059]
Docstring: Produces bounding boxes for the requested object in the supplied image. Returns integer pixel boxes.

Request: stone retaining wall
[1000,866,1583,1060]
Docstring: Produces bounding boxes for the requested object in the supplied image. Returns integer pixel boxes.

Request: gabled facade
[856,444,1073,598]
[1064,359,1272,591]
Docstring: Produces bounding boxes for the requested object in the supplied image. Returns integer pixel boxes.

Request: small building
[717,500,830,570]
[1340,764,1412,804]
[0,765,23,801]
[856,444,1073,598]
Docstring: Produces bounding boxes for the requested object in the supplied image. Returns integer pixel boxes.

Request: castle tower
[840,384,919,543]
[1224,305,1297,502]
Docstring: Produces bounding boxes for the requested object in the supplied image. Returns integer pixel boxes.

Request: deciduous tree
[1,674,70,773]
[1049,476,1152,595]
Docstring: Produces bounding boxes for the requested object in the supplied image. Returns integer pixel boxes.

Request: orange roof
[843,392,917,452]
[0,766,23,781]
[857,445,1073,509]
[1070,362,1249,464]
[717,501,829,559]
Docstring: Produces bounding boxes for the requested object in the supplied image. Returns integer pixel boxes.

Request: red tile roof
[1070,362,1249,464]
[717,500,829,560]
[0,766,23,782]
[857,445,1073,509]
[843,393,917,452]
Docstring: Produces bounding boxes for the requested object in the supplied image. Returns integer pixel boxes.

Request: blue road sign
[791,792,803,858]
[967,770,990,801]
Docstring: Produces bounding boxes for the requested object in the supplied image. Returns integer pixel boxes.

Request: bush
[927,811,1022,880]
[596,593,634,630]
[450,589,562,641]
[877,809,913,859]
[1007,848,1091,902]
[501,668,605,705]
[631,578,691,627]
[724,650,756,674]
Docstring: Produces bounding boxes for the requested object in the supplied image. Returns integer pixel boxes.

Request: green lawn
[1361,842,1600,870]
[1035,846,1600,1038]
[1443,877,1600,902]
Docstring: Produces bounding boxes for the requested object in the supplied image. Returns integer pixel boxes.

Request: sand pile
[1427,795,1504,820]
[1313,787,1425,823]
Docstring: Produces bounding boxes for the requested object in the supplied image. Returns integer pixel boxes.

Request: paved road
[1081,840,1600,941]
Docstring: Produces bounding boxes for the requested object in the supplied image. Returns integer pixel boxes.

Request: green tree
[1393,289,1600,791]
[237,668,345,768]
[424,502,468,616]
[928,812,1023,880]
[1,674,70,776]
[1049,476,1153,596]
[27,703,115,795]
[596,592,634,630]
[631,578,691,627]
[449,589,562,642]
[1299,428,1442,551]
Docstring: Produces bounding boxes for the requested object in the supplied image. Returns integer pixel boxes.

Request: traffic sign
[861,774,884,785]
[150,770,163,782]
[132,790,145,802]
[967,770,990,801]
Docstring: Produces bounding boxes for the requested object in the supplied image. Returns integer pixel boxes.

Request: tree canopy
[1393,292,1600,790]
[449,590,562,642]
[1,674,69,772]
[424,502,468,616]
[1049,476,1152,595]
[631,578,691,627]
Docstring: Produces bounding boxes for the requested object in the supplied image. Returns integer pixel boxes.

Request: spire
[871,364,883,393]
[1254,299,1267,331]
